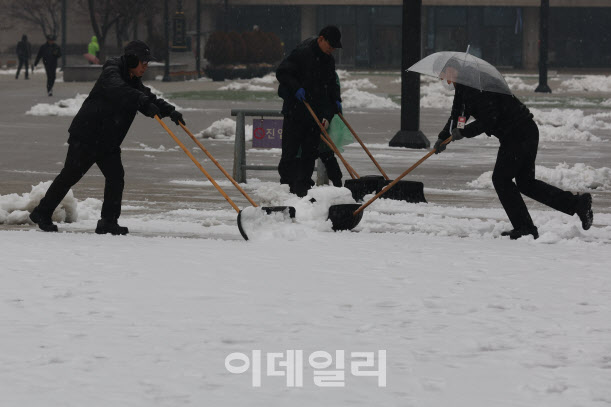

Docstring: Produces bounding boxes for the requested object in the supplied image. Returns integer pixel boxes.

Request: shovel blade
[344,175,385,201]
[328,204,364,231]
[237,206,297,241]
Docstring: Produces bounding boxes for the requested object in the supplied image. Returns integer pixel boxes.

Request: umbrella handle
[353,136,453,216]
[155,115,241,214]
[303,101,359,179]
[338,113,389,180]
[178,122,259,208]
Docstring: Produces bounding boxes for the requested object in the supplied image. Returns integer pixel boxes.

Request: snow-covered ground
[1,70,611,407]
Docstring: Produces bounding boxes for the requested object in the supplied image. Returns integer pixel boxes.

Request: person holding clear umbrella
[411,53,593,240]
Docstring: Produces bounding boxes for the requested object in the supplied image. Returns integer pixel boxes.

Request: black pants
[16,58,29,78]
[37,143,125,220]
[492,120,577,229]
[278,115,320,195]
[44,63,57,92]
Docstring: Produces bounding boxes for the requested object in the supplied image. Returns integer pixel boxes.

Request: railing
[231,109,328,184]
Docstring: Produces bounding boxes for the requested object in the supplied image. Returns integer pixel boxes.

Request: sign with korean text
[252,119,283,148]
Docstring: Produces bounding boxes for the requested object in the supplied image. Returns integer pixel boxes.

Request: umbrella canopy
[408,51,512,95]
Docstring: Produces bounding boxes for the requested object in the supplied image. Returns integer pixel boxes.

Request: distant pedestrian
[87,35,100,64]
[15,34,32,80]
[34,35,62,96]
[29,40,185,234]
[434,63,594,240]
[276,25,343,197]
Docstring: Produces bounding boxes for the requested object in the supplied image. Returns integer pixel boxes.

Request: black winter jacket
[68,56,175,152]
[276,37,341,122]
[439,83,534,144]
[17,40,31,60]
[34,43,61,67]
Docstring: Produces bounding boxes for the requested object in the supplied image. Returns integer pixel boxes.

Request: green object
[88,36,99,56]
[326,114,353,153]
[297,72,353,157]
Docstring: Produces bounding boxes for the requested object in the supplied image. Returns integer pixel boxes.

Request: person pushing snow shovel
[410,52,593,240]
[276,25,343,197]
[30,40,185,235]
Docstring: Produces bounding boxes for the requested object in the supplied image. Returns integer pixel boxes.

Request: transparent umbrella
[408,51,512,95]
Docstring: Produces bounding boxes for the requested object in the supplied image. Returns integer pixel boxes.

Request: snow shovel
[156,116,295,240]
[304,101,392,200]
[337,113,426,203]
[327,136,453,231]
[304,101,387,199]
[176,122,296,240]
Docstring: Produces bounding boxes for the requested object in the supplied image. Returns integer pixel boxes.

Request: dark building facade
[202,1,611,70]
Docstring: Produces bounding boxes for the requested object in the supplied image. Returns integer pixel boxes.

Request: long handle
[353,136,453,216]
[338,113,389,180]
[155,115,241,213]
[303,101,359,179]
[179,122,258,208]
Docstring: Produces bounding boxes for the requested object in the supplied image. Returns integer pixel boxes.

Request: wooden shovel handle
[303,101,359,179]
[338,113,390,180]
[353,136,453,216]
[179,122,258,207]
[155,115,241,213]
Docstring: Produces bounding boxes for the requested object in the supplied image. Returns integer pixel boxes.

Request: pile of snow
[238,186,358,241]
[218,82,274,92]
[468,163,611,191]
[336,69,351,80]
[557,75,611,93]
[342,78,377,90]
[250,73,277,85]
[195,118,253,141]
[26,94,88,116]
[0,181,86,225]
[532,108,609,142]
[420,80,454,109]
[25,85,199,117]
[505,76,537,92]
[341,88,399,109]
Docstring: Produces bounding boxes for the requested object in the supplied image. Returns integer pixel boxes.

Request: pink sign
[252,119,283,148]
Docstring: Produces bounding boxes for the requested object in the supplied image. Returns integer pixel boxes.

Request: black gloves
[142,102,160,118]
[451,127,464,141]
[435,127,465,154]
[138,94,150,108]
[433,138,447,154]
[169,110,185,126]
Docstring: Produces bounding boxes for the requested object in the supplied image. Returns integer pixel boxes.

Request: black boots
[95,218,129,235]
[29,208,58,232]
[320,152,343,187]
[575,193,593,230]
[501,226,539,240]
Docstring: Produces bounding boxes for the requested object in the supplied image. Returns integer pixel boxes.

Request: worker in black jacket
[434,65,593,240]
[30,40,185,235]
[34,35,62,96]
[276,26,343,197]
